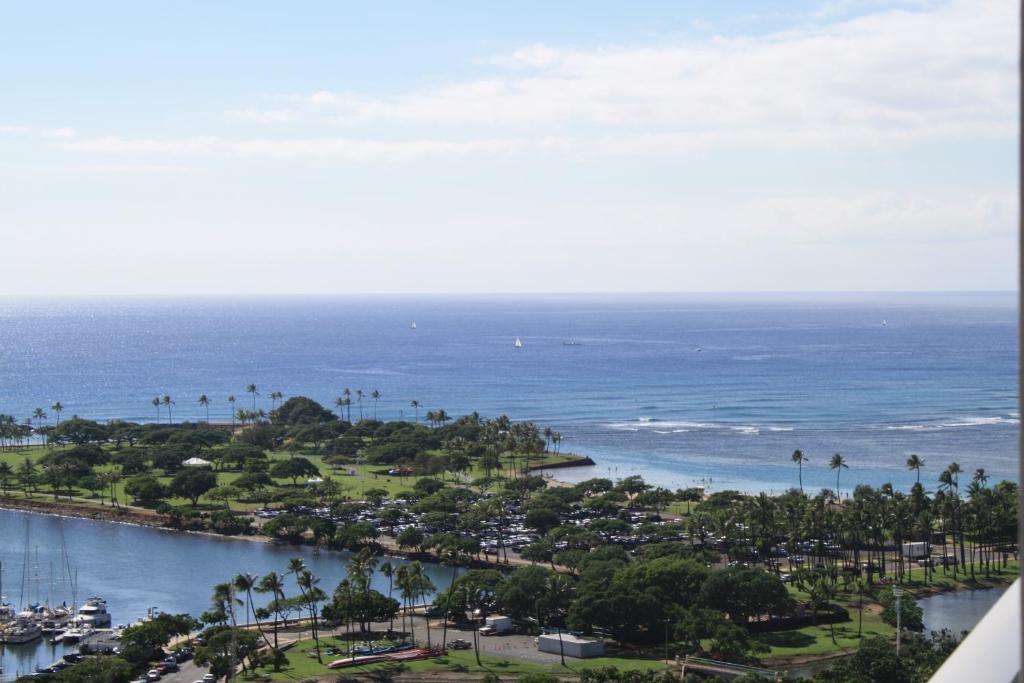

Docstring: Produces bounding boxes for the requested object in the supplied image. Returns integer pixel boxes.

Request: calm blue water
[0,293,1017,493]
[0,509,451,677]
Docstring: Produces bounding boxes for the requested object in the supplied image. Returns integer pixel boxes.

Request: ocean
[0,293,1017,494]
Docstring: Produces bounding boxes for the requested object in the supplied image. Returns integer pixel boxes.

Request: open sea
[0,292,1018,494]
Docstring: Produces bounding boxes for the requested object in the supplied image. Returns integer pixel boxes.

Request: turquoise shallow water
[0,292,1017,492]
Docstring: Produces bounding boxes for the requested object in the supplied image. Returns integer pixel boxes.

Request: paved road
[157,659,210,683]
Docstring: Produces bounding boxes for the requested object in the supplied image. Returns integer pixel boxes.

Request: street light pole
[663,618,671,663]
[893,587,904,657]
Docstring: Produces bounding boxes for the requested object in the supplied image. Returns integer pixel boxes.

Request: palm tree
[437,545,464,650]
[371,390,381,420]
[18,457,37,497]
[380,561,396,633]
[198,394,210,423]
[162,395,174,424]
[228,395,237,428]
[235,572,272,648]
[246,384,259,411]
[791,449,807,493]
[334,397,346,418]
[356,389,364,421]
[829,453,848,500]
[151,397,161,423]
[906,454,924,484]
[256,572,287,650]
[396,565,413,642]
[32,408,47,446]
[410,400,420,423]
[0,462,13,495]
[343,388,352,422]
[270,391,283,410]
[51,401,64,426]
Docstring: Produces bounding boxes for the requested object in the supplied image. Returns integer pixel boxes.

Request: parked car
[449,638,472,649]
[146,670,162,682]
[479,625,497,636]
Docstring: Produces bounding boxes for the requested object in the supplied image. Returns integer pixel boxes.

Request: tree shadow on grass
[756,631,817,648]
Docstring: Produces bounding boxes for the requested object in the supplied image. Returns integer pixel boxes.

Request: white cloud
[300,0,1013,147]
[62,135,525,161]
[225,109,294,124]
[1,124,78,139]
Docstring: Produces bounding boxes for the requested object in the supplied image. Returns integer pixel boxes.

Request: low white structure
[537,633,605,658]
[182,457,212,467]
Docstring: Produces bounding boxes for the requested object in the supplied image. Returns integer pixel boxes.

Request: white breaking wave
[884,416,1019,431]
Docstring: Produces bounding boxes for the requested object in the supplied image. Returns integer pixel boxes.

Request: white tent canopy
[182,457,212,467]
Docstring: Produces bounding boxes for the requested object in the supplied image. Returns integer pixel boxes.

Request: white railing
[929,578,1020,682]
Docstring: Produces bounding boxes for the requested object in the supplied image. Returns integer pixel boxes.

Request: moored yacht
[1,614,43,644]
[76,597,111,628]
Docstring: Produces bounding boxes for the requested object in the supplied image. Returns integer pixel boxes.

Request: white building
[537,633,605,658]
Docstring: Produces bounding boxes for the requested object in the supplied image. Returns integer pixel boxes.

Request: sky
[0,0,1017,295]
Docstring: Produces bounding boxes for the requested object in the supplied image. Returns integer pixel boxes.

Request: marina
[0,507,449,678]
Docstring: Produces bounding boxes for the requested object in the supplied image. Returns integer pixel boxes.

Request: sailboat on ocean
[514,337,523,349]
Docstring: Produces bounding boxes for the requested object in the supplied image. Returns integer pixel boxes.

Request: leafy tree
[396,526,425,552]
[699,567,792,626]
[120,612,199,665]
[879,587,924,632]
[270,456,320,485]
[496,565,556,621]
[124,475,166,505]
[334,521,380,550]
[168,468,218,506]
[37,655,134,682]
[271,396,337,425]
[49,418,109,445]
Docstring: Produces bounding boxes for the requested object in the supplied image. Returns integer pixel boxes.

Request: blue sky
[0,0,1016,295]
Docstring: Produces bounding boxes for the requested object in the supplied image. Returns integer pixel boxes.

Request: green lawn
[242,637,668,681]
[0,444,593,515]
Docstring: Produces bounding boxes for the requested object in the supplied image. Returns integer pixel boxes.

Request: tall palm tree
[371,390,381,420]
[380,561,396,633]
[334,397,346,418]
[233,573,269,642]
[0,462,13,495]
[356,390,364,421]
[270,391,283,410]
[906,454,924,484]
[162,394,175,424]
[791,449,807,493]
[410,400,420,423]
[973,467,989,487]
[829,453,848,500]
[256,572,287,650]
[343,388,352,422]
[228,395,237,428]
[32,408,47,446]
[396,565,413,642]
[246,384,259,411]
[198,394,210,423]
[51,402,64,426]
[151,397,161,423]
[437,545,464,650]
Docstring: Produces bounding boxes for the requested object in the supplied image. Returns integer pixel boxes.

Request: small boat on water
[410,322,417,330]
[58,626,90,643]
[514,337,523,349]
[76,597,111,628]
[563,340,580,346]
